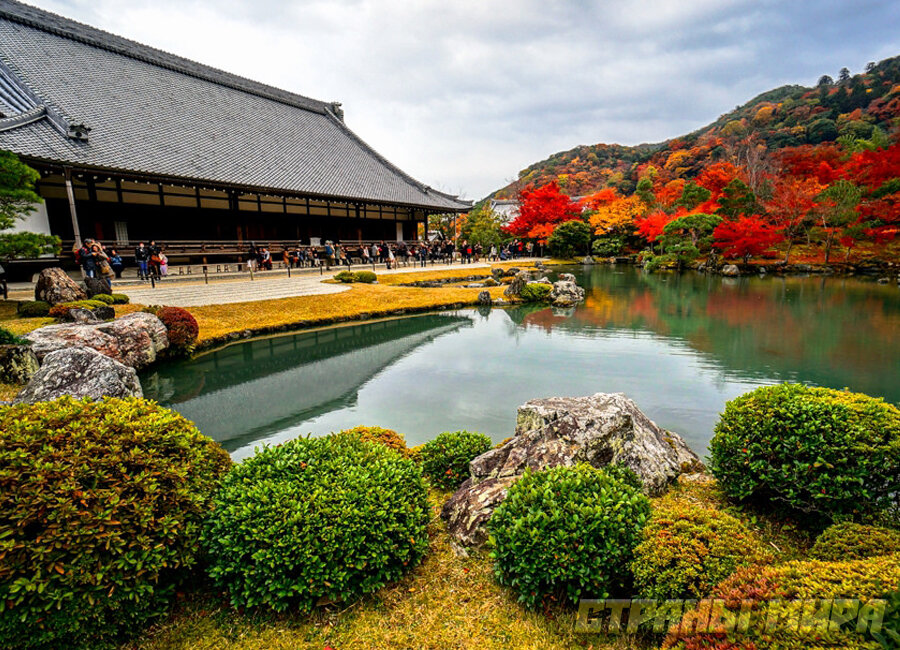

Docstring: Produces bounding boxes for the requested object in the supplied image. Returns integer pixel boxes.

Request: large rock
[25,312,168,369]
[14,347,142,404]
[549,278,585,307]
[721,264,741,277]
[0,345,39,384]
[34,268,87,304]
[441,393,702,547]
[84,276,112,297]
[477,290,492,305]
[503,270,531,298]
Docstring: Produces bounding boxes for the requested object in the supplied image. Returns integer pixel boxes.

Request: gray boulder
[84,276,112,297]
[14,347,142,404]
[503,270,531,298]
[477,290,492,305]
[441,393,702,546]
[58,305,115,322]
[482,277,499,287]
[0,345,40,384]
[721,264,741,277]
[34,268,87,305]
[549,278,585,307]
[25,312,168,369]
[558,273,576,282]
[581,256,595,265]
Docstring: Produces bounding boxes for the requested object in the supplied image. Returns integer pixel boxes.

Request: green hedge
[0,397,231,649]
[418,430,492,490]
[334,270,355,283]
[92,293,115,304]
[489,465,651,608]
[15,300,50,318]
[709,384,900,520]
[632,502,770,600]
[202,433,429,612]
[810,521,900,562]
[109,293,130,305]
[353,270,377,283]
[0,326,27,346]
[340,425,409,457]
[519,282,553,302]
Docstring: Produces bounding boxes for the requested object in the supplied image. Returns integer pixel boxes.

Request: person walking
[386,245,395,270]
[92,242,114,290]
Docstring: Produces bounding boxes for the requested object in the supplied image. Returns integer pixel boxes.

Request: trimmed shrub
[202,433,429,612]
[591,235,625,258]
[334,270,355,283]
[47,299,109,319]
[0,326,28,346]
[810,522,900,562]
[341,425,408,457]
[0,397,231,649]
[15,300,50,317]
[92,293,115,304]
[519,282,553,302]
[353,270,377,283]
[109,293,130,304]
[662,553,900,649]
[156,306,200,355]
[632,503,771,600]
[418,430,492,490]
[709,384,900,520]
[548,219,591,258]
[489,465,651,608]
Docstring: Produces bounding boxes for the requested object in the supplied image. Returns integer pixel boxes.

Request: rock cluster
[25,312,168,370]
[549,273,585,307]
[33,268,87,304]
[441,392,702,546]
[14,347,142,404]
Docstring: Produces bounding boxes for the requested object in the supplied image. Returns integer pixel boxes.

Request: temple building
[0,0,468,265]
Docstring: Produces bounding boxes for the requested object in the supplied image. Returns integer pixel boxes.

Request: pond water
[141,266,900,461]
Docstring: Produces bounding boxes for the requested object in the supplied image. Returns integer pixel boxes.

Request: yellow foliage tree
[588,195,644,235]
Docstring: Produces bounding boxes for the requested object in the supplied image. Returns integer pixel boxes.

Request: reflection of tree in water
[521,267,900,403]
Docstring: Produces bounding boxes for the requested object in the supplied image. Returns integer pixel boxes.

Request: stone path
[113,259,543,307]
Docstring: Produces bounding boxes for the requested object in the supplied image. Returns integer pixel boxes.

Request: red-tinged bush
[713,216,784,262]
[155,306,199,354]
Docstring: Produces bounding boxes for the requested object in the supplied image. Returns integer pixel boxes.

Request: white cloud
[32,0,900,198]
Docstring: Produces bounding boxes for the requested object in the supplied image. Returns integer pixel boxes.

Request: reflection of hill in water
[519,267,900,404]
[141,315,471,449]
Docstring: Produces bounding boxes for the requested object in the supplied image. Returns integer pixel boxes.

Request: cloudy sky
[31,0,900,199]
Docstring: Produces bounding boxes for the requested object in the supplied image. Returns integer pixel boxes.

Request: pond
[141,266,900,461]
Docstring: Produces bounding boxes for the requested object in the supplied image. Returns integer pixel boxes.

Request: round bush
[156,306,199,354]
[334,270,355,283]
[341,425,408,456]
[109,293,130,305]
[709,384,900,519]
[489,465,651,608]
[91,293,115,304]
[15,300,50,317]
[519,282,553,302]
[591,236,625,258]
[632,503,770,600]
[0,397,231,649]
[419,430,492,490]
[810,522,900,562]
[202,433,429,612]
[353,270,377,283]
[47,300,109,319]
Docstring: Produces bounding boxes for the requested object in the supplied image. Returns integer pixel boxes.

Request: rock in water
[34,268,87,304]
[25,312,168,369]
[0,345,40,384]
[503,270,531,298]
[477,290,492,305]
[442,393,702,546]
[84,276,112,297]
[721,264,741,277]
[14,347,142,403]
[549,278,585,307]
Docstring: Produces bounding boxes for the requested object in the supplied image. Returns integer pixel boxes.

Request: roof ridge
[323,107,470,208]
[0,0,333,115]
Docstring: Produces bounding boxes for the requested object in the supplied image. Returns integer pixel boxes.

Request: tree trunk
[783,238,794,264]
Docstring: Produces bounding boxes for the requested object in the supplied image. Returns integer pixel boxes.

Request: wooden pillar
[63,167,83,246]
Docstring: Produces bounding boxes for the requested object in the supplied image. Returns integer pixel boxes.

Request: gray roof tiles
[0,0,469,210]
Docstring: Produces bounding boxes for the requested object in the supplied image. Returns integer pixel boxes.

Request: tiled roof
[0,0,469,211]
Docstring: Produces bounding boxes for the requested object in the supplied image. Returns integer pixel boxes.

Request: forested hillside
[490,56,900,200]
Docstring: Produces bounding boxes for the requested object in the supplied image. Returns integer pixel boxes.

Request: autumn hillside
[488,56,900,200]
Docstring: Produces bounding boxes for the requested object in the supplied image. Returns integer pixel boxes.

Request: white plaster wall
[9,201,52,235]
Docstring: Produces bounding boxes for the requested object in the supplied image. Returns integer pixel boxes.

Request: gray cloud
[34,0,900,198]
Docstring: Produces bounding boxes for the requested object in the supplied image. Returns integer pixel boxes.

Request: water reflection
[142,267,899,460]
